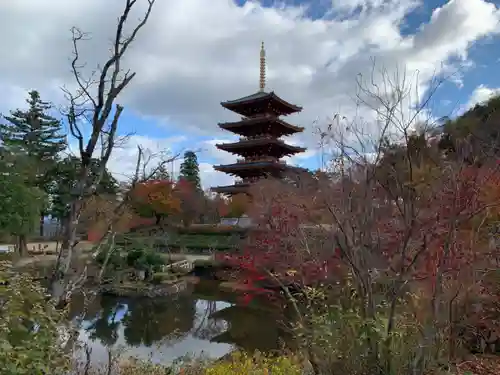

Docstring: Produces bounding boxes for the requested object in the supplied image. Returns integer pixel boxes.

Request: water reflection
[75,282,292,366]
[85,297,124,346]
[210,304,289,353]
[79,296,231,365]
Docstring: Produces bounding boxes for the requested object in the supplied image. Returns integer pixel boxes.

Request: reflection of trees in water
[80,284,292,353]
[191,300,227,341]
[209,304,292,353]
[84,295,197,348]
[68,292,103,322]
[122,296,197,347]
[85,297,125,346]
[189,286,291,351]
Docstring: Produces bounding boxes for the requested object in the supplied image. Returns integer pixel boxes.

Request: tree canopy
[49,156,118,221]
[0,90,66,237]
[179,150,201,191]
[0,90,66,186]
[129,179,181,225]
[438,95,500,164]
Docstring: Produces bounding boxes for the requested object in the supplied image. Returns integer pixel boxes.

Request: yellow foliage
[226,194,249,217]
[203,351,302,375]
[114,351,302,375]
[409,164,440,194]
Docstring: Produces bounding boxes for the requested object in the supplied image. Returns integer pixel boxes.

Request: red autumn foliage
[214,195,230,219]
[376,165,500,288]
[217,164,500,321]
[174,177,205,226]
[215,179,345,303]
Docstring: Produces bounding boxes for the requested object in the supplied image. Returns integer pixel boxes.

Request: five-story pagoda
[211,43,306,196]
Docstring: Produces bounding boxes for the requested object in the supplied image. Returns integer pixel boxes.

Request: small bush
[204,351,302,375]
[106,351,302,375]
[0,261,71,375]
[144,251,165,272]
[125,248,144,267]
[125,248,165,272]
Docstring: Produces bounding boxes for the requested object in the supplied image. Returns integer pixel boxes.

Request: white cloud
[467,84,500,108]
[1,0,500,188]
[85,135,234,190]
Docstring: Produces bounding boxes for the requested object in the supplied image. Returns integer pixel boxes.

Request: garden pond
[65,278,293,367]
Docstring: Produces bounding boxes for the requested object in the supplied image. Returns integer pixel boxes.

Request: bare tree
[307,66,500,375]
[238,62,500,375]
[51,0,157,304]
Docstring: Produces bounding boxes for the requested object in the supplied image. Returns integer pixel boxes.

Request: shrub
[125,248,144,268]
[108,351,302,375]
[204,351,302,375]
[0,261,71,375]
[126,248,165,272]
[454,269,500,354]
[144,251,165,272]
[288,280,428,375]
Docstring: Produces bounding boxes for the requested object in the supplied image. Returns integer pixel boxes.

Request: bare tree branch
[51,0,157,306]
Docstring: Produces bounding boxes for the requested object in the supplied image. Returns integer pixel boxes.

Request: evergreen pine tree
[0,90,67,237]
[179,151,201,191]
[0,90,66,169]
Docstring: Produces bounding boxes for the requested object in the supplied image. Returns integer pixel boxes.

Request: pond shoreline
[99,276,201,298]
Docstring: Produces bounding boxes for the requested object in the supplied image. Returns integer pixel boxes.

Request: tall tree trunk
[50,199,82,306]
[39,212,45,237]
[16,234,28,257]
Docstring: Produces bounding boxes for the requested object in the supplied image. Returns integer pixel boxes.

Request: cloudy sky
[1,0,500,189]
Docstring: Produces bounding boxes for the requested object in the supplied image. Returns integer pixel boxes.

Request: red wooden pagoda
[211,43,306,196]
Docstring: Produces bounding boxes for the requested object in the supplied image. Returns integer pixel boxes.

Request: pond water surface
[68,281,291,366]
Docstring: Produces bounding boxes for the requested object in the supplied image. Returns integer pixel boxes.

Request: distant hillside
[438,95,500,163]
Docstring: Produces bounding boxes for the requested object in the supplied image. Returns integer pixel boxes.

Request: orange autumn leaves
[124,178,251,227]
[129,179,181,222]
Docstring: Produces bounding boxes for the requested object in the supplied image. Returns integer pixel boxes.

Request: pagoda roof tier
[218,113,304,137]
[221,91,302,117]
[216,137,306,158]
[213,160,289,178]
[210,183,250,195]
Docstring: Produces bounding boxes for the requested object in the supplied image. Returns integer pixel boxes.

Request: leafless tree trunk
[51,0,157,304]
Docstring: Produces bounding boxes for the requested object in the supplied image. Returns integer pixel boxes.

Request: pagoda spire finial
[259,41,266,92]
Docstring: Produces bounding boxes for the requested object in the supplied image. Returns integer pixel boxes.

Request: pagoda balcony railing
[235,177,260,185]
[238,134,278,141]
[236,157,287,164]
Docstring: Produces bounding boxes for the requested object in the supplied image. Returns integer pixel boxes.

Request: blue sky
[1,0,500,188]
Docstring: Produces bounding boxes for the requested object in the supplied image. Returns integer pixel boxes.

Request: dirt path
[0,241,95,267]
[14,253,93,268]
[0,240,94,253]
